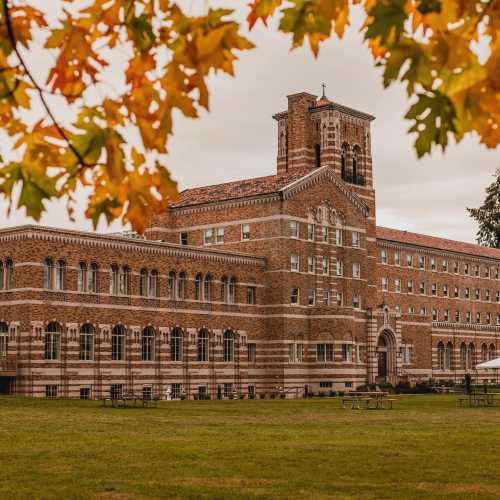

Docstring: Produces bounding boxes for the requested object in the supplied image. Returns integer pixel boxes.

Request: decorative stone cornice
[377,239,500,264]
[432,321,500,333]
[0,225,266,268]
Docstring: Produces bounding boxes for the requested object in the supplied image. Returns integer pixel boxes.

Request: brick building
[0,91,499,399]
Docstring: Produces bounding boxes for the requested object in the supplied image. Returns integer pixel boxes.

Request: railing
[0,355,17,373]
[341,172,366,186]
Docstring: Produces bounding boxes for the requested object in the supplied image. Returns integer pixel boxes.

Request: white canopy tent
[476,357,500,369]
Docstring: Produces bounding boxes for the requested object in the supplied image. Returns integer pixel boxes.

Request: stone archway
[376,329,397,384]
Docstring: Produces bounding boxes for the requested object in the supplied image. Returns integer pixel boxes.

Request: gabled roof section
[280,166,369,215]
[377,226,500,261]
[170,170,309,209]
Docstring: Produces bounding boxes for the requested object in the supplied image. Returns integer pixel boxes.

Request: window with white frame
[307,223,315,241]
[289,220,299,238]
[352,231,360,248]
[431,283,437,296]
[455,310,461,322]
[381,249,387,264]
[465,287,470,299]
[308,289,315,306]
[296,343,304,362]
[45,385,58,398]
[324,290,330,305]
[288,343,296,363]
[453,261,459,273]
[336,292,343,306]
[432,309,437,321]
[290,287,299,304]
[352,263,361,279]
[203,228,213,246]
[394,251,400,266]
[464,263,469,275]
[290,254,299,272]
[241,223,250,240]
[341,343,353,362]
[395,278,401,293]
[442,259,448,272]
[335,228,343,246]
[336,260,343,276]
[444,309,449,321]
[418,255,425,269]
[407,254,413,267]
[443,284,448,297]
[420,281,426,294]
[216,227,224,244]
[246,286,256,305]
[247,343,256,362]
[322,256,329,275]
[407,280,414,293]
[466,311,471,323]
[382,277,388,291]
[430,257,436,270]
[454,286,459,298]
[308,256,315,273]
[317,343,334,362]
[322,225,329,243]
[352,295,361,309]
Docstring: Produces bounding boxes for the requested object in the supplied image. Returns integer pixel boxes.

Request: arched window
[220,276,228,303]
[149,270,158,298]
[44,258,54,289]
[119,266,130,295]
[55,260,65,291]
[177,272,186,300]
[341,143,348,181]
[445,342,453,370]
[195,273,202,301]
[5,259,13,289]
[467,343,475,369]
[168,271,177,299]
[314,143,321,169]
[228,277,236,304]
[89,263,98,293]
[77,262,87,292]
[204,274,212,302]
[109,265,118,295]
[111,324,126,361]
[79,324,94,361]
[481,343,488,362]
[437,342,445,371]
[223,329,234,362]
[139,269,148,297]
[489,343,496,360]
[460,342,467,370]
[44,322,61,360]
[197,328,209,362]
[142,326,155,361]
[171,327,182,361]
[0,322,8,359]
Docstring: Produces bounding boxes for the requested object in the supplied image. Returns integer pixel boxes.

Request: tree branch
[2,0,91,168]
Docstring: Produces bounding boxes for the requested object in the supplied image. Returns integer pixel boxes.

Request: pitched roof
[170,170,310,208]
[376,226,500,260]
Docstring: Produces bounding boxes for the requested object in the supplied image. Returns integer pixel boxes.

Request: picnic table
[457,392,500,407]
[101,393,159,408]
[341,391,394,410]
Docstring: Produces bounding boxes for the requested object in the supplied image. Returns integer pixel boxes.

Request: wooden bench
[384,398,396,409]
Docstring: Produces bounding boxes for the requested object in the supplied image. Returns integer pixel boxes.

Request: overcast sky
[0,2,498,243]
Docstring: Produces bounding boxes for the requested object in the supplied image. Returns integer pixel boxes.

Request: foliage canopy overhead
[0,0,498,232]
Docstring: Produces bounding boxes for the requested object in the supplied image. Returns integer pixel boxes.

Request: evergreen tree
[468,171,500,248]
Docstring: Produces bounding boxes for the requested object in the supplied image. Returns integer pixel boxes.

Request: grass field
[1,395,499,499]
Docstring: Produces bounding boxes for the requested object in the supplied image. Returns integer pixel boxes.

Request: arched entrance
[376,330,397,384]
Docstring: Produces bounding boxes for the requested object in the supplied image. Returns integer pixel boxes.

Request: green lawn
[1,395,499,499]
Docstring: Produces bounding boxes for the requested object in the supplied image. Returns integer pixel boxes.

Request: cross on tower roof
[321,83,326,98]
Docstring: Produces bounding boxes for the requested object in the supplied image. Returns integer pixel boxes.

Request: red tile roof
[376,226,500,260]
[170,170,309,208]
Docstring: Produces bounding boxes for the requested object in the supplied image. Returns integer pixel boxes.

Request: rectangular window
[418,256,425,269]
[476,312,481,324]
[322,226,329,243]
[475,264,480,276]
[336,228,343,246]
[381,249,387,264]
[45,385,57,398]
[352,295,361,309]
[241,223,250,240]
[180,232,188,245]
[203,228,213,246]
[352,231,360,248]
[443,284,448,297]
[444,310,449,321]
[216,227,224,244]
[420,282,426,294]
[289,220,299,238]
[290,288,299,304]
[352,263,361,279]
[432,309,437,321]
[341,344,353,362]
[394,251,400,266]
[431,257,436,270]
[224,383,233,398]
[110,384,123,399]
[454,286,459,298]
[453,261,459,274]
[496,291,500,302]
[79,387,91,400]
[466,311,471,323]
[336,260,343,276]
[475,288,480,300]
[288,344,295,363]
[308,289,316,306]
[290,254,299,272]
[335,292,343,306]
[247,343,256,362]
[296,344,304,362]
[407,254,413,267]
[322,256,329,275]
[395,279,401,293]
[246,286,256,305]
[171,383,181,399]
[443,260,448,272]
[465,287,470,299]
[308,256,315,274]
[431,283,437,296]
[407,280,414,293]
[464,263,469,275]
[382,277,388,291]
[317,344,334,362]
[486,289,491,301]
[319,381,333,388]
[455,310,461,322]
[324,290,330,305]
[143,386,152,400]
[486,312,491,324]
[307,223,315,241]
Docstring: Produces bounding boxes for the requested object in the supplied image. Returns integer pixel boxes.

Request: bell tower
[273,89,376,190]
